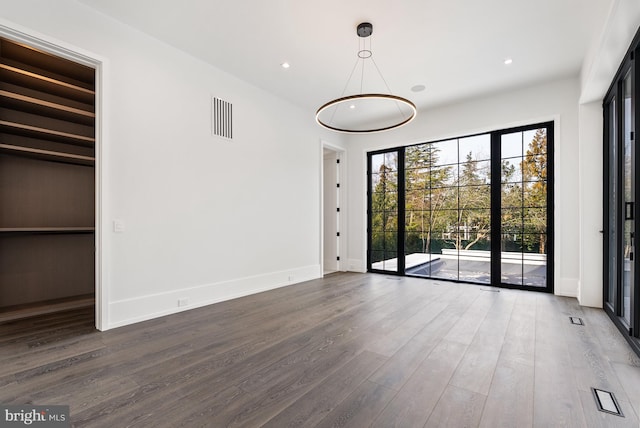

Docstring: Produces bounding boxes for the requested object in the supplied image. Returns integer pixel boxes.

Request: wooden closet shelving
[0,120,95,145]
[0,143,94,165]
[0,61,95,102]
[0,89,95,122]
[0,36,96,315]
[0,227,95,234]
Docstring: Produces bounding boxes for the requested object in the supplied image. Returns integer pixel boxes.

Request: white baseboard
[554,277,579,298]
[347,259,366,273]
[107,264,321,329]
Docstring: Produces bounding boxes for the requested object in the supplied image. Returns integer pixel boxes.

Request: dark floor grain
[1,273,639,427]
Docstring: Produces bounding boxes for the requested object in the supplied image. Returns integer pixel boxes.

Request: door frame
[366,122,554,293]
[602,28,640,357]
[320,140,347,275]
[0,22,108,330]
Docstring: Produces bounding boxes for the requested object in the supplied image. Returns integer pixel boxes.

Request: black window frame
[367,121,554,293]
[602,25,640,357]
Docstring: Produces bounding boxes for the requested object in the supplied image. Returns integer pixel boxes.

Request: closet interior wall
[0,37,96,317]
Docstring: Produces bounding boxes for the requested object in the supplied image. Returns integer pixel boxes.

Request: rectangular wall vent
[212,97,232,139]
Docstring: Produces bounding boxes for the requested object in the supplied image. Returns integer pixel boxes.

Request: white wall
[580,0,640,105]
[575,0,640,308]
[345,77,581,298]
[0,0,343,329]
[577,101,603,307]
[3,0,636,325]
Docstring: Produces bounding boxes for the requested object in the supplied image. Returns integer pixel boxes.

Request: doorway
[0,26,103,329]
[322,144,344,275]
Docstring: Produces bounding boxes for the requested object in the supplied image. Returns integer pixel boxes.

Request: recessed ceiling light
[504,58,513,65]
[349,104,356,109]
[281,62,290,69]
[411,84,426,92]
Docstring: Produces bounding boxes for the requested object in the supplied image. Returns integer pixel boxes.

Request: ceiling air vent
[211,96,233,139]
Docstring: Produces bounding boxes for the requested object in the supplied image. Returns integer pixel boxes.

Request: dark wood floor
[1,273,640,427]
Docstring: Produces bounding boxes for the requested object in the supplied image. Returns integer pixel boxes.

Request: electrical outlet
[113,219,125,233]
[178,298,189,307]
[288,275,294,282]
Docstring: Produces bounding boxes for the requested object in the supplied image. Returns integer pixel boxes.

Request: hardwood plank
[478,357,534,428]
[497,291,537,366]
[443,288,497,345]
[262,350,387,428]
[533,294,588,427]
[0,273,639,427]
[73,278,402,426]
[553,297,636,407]
[448,290,516,395]
[364,283,454,356]
[423,384,486,428]
[0,332,104,377]
[371,339,468,428]
[135,386,247,428]
[313,380,396,428]
[367,287,477,391]
[582,306,640,367]
[610,361,640,421]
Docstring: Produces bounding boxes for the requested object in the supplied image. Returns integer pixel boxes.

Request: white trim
[0,22,109,330]
[321,140,347,274]
[107,264,321,329]
[361,147,368,273]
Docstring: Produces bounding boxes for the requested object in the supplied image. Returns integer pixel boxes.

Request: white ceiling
[79,0,614,114]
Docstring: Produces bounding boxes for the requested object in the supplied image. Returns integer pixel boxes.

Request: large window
[500,128,549,287]
[403,135,491,283]
[368,122,553,292]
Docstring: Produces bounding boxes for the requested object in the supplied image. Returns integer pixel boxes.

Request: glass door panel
[622,71,633,325]
[606,98,617,307]
[500,127,549,288]
[368,123,552,293]
[369,152,399,272]
[602,37,640,358]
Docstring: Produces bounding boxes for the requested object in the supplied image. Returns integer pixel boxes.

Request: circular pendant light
[315,23,417,134]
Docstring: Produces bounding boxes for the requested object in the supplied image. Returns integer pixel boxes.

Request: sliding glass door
[368,122,553,292]
[603,33,640,356]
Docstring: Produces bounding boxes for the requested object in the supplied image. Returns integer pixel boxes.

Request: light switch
[113,219,125,233]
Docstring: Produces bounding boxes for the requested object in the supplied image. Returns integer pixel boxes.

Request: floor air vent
[592,388,624,417]
[212,97,233,139]
[569,316,584,325]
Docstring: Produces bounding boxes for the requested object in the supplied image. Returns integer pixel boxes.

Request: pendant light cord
[317,22,416,132]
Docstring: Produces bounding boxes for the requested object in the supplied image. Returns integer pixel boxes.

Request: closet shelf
[0,143,94,166]
[0,120,94,146]
[0,227,95,234]
[0,89,95,123]
[0,62,94,97]
[0,36,96,311]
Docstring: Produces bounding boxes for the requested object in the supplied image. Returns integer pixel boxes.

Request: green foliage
[520,129,547,253]
[370,154,398,260]
[370,129,549,262]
